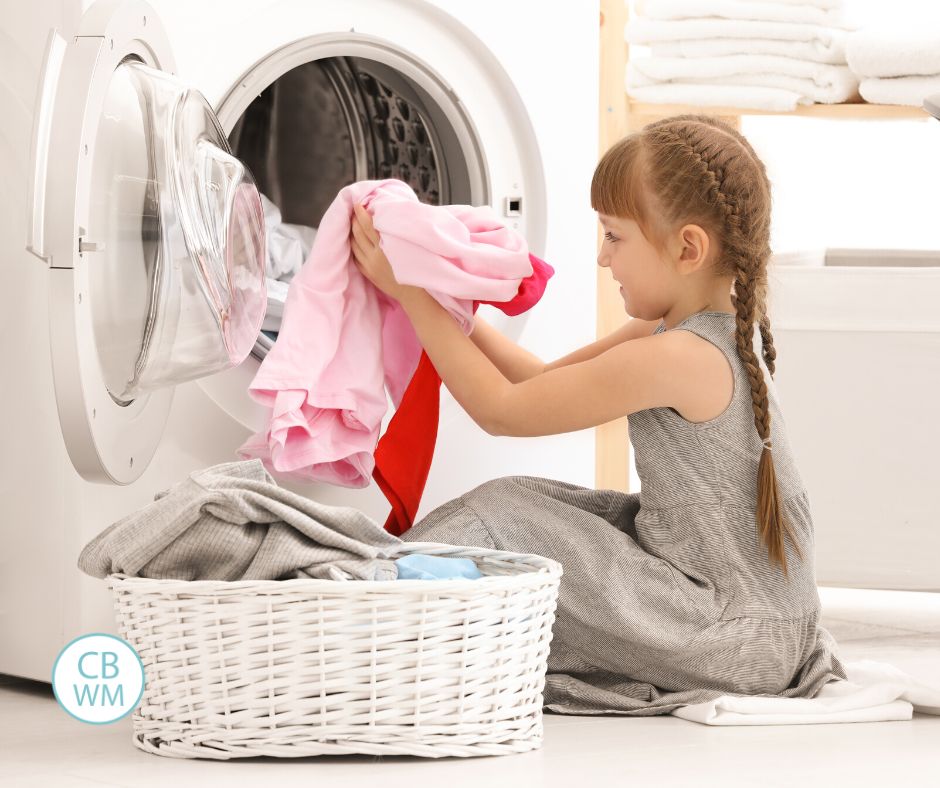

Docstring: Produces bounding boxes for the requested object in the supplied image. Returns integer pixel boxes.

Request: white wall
[744,117,940,252]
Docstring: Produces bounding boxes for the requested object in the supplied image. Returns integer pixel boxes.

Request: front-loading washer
[1,0,599,681]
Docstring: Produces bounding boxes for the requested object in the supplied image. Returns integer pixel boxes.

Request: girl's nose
[597,254,609,268]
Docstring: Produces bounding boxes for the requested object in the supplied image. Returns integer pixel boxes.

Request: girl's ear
[675,224,710,274]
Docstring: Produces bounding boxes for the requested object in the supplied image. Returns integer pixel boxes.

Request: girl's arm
[544,316,661,371]
[469,316,545,383]
[471,313,662,383]
[397,285,691,438]
[397,286,514,434]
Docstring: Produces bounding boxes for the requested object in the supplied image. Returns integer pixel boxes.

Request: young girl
[349,113,848,716]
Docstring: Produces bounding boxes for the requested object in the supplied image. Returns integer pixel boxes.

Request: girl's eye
[604,232,618,242]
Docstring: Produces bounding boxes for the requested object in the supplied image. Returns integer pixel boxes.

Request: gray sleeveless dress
[400,311,848,715]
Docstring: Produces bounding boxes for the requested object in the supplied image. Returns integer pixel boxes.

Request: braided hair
[591,114,803,578]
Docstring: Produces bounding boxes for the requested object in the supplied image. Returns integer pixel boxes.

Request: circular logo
[51,633,146,724]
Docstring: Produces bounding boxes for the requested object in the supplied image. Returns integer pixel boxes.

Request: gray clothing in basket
[78,459,402,582]
[401,311,848,716]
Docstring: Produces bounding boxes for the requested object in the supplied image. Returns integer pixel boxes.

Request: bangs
[590,135,646,225]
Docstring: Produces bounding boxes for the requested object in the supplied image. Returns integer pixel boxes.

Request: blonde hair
[591,113,803,579]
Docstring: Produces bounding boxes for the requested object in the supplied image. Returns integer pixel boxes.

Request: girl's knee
[460,475,530,519]
[465,475,520,498]
[401,496,497,549]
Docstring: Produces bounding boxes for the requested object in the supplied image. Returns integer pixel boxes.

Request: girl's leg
[402,476,697,686]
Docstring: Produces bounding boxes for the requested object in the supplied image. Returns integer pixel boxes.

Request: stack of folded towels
[625,0,863,111]
[845,28,940,107]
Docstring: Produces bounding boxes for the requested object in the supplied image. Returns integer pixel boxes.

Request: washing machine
[1,0,600,681]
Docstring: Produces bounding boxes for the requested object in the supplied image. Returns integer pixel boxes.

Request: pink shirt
[238,179,538,486]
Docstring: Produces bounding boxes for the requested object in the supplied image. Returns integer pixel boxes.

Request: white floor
[2,586,939,788]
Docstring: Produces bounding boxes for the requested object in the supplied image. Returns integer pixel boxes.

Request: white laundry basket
[106,541,562,759]
[767,248,940,590]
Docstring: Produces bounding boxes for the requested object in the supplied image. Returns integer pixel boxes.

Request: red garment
[372,253,555,535]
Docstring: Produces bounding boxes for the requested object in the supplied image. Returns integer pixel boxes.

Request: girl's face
[596,214,678,320]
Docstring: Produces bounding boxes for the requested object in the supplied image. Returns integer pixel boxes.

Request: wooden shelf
[628,100,929,121]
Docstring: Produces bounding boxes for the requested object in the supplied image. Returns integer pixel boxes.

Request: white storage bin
[106,542,561,760]
[767,249,940,590]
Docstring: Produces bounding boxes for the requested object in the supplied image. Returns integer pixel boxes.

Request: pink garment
[238,179,537,486]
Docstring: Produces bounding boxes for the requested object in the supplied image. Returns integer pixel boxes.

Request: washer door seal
[33,0,264,484]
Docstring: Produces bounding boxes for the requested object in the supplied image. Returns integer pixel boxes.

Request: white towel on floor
[650,37,847,64]
[845,29,940,78]
[627,58,860,105]
[671,659,940,726]
[858,74,940,107]
[635,0,859,29]
[626,17,853,49]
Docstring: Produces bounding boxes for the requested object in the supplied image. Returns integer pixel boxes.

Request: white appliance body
[768,249,940,592]
[1,0,600,681]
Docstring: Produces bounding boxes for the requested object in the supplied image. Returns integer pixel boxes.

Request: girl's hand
[350,203,405,300]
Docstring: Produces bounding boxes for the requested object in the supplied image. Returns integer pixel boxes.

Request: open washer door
[27,0,266,484]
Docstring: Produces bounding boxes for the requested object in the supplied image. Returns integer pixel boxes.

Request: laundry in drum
[259,192,317,338]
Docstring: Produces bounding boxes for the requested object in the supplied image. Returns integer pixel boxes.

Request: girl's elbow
[486,412,533,437]
[481,411,509,436]
[480,388,513,436]
[483,416,505,436]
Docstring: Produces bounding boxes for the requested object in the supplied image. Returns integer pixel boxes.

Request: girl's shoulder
[650,321,736,425]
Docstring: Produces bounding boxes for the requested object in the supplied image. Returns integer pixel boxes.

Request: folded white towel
[846,29,940,79]
[858,74,940,107]
[630,53,854,87]
[671,659,940,726]
[635,0,859,30]
[627,17,851,50]
[627,58,860,104]
[624,81,808,112]
[651,37,846,65]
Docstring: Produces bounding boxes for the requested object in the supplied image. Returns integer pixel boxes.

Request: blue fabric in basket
[395,553,482,580]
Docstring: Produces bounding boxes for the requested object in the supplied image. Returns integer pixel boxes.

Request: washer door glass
[87,59,266,404]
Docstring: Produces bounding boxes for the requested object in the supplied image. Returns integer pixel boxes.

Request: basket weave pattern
[107,542,562,759]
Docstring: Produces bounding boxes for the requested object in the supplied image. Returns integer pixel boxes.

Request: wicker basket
[106,541,562,759]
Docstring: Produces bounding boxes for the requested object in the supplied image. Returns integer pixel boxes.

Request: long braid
[753,247,778,377]
[758,312,777,378]
[731,264,804,577]
[636,114,802,577]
